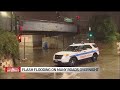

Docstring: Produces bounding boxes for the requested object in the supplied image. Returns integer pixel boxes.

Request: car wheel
[91,54,98,62]
[69,57,77,67]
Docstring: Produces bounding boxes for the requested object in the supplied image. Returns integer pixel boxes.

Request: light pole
[56,11,61,49]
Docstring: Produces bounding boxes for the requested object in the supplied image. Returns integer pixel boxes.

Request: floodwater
[0,47,119,79]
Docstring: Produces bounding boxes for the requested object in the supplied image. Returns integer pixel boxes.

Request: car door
[77,45,87,60]
[84,45,93,58]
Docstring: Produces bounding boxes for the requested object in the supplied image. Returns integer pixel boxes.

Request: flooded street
[0,11,120,79]
[0,47,119,79]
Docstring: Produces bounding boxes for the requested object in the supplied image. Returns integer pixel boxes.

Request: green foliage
[105,34,117,43]
[89,15,118,43]
[0,29,19,59]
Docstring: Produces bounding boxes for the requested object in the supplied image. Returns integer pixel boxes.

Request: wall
[42,34,76,49]
[22,20,77,32]
[42,36,62,49]
[0,17,11,30]
[19,35,42,47]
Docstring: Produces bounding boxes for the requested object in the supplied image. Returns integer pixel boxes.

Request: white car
[53,42,99,66]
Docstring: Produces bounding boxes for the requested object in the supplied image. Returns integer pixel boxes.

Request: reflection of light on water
[60,72,99,79]
[21,73,26,79]
[59,67,100,79]
[60,72,77,79]
[60,72,100,79]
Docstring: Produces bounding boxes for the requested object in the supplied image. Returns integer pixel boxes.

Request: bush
[0,29,19,59]
[105,34,117,43]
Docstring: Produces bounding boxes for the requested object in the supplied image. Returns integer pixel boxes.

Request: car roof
[69,43,95,46]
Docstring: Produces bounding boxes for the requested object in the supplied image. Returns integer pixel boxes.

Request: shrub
[0,29,19,60]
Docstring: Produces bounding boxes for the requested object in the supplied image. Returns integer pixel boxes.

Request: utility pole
[75,16,80,43]
[56,11,61,49]
[76,16,80,34]
[88,27,94,43]
[24,37,25,59]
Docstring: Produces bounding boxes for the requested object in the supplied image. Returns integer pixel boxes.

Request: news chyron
[4,67,100,73]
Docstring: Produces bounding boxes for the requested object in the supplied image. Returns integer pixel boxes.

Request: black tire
[69,57,77,67]
[91,54,98,62]
[57,63,63,67]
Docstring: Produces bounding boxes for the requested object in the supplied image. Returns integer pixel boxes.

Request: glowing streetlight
[0,12,8,17]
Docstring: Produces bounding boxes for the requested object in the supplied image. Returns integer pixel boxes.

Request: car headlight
[64,54,69,56]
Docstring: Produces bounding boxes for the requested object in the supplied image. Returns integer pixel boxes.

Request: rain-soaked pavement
[0,46,119,79]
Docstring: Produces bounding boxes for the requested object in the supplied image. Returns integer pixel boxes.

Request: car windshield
[64,46,83,52]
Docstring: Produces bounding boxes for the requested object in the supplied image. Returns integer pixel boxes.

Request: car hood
[55,51,77,55]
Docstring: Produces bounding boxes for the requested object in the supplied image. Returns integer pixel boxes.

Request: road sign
[64,17,73,23]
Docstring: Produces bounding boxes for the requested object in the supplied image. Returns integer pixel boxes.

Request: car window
[78,45,84,50]
[65,46,78,51]
[84,45,92,49]
[78,45,87,50]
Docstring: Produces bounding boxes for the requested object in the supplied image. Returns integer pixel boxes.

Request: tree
[0,29,19,66]
[89,15,118,43]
